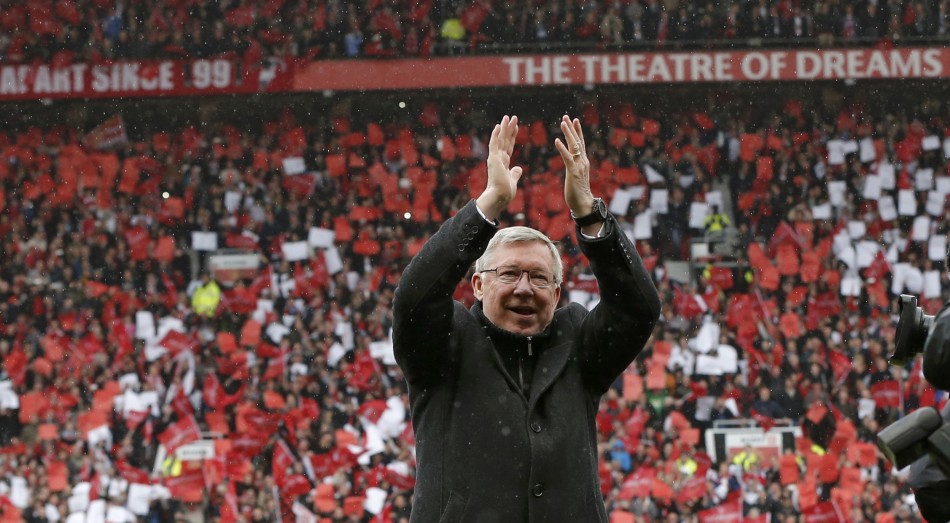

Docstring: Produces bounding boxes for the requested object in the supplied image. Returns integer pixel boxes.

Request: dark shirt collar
[471,300,554,349]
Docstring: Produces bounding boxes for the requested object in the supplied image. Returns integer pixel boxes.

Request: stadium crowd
[0,86,946,522]
[3,0,950,63]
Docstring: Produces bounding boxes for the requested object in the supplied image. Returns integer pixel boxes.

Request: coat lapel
[528,340,572,409]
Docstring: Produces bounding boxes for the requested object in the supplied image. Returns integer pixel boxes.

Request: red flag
[619,467,656,500]
[166,466,204,502]
[871,380,901,408]
[674,287,706,320]
[699,498,742,523]
[82,116,128,150]
[219,481,240,523]
[828,350,852,384]
[159,330,198,357]
[358,399,389,424]
[767,222,804,256]
[803,501,845,523]
[864,251,890,282]
[272,439,296,488]
[158,415,201,455]
[676,476,707,504]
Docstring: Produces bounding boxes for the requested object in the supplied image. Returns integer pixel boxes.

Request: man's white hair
[475,227,563,286]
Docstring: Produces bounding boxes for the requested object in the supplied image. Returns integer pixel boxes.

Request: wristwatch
[571,198,608,227]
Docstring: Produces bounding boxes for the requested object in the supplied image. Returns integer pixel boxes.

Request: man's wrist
[475,192,506,223]
[571,198,608,227]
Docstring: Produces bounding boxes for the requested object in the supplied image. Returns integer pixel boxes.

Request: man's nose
[512,274,534,294]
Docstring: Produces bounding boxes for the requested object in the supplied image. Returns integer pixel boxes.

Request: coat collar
[471,301,572,406]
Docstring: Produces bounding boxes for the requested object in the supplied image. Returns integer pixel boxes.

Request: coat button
[530,422,542,433]
[532,483,544,497]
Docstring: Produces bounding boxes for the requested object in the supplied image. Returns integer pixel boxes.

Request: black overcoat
[393,200,660,523]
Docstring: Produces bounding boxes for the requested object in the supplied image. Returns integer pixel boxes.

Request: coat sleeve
[392,200,497,387]
[573,214,661,395]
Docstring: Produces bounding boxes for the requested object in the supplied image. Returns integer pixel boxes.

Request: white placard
[634,211,653,240]
[862,175,881,200]
[127,484,154,516]
[134,311,155,341]
[916,168,934,191]
[266,322,291,343]
[191,231,218,251]
[705,190,723,209]
[842,140,859,155]
[0,382,18,410]
[644,164,665,184]
[689,202,709,229]
[827,139,845,165]
[930,235,947,261]
[912,216,931,242]
[569,289,593,308]
[308,227,335,248]
[905,265,924,294]
[224,191,242,213]
[282,157,306,175]
[281,241,310,261]
[927,191,946,216]
[837,245,856,268]
[855,241,879,268]
[609,187,636,216]
[878,196,898,221]
[878,162,896,189]
[858,398,876,419]
[86,499,106,523]
[365,487,388,515]
[847,220,866,239]
[689,321,720,353]
[937,176,950,195]
[106,506,136,523]
[924,270,942,299]
[828,181,847,207]
[369,340,397,366]
[812,203,832,220]
[859,137,876,163]
[324,247,343,274]
[898,190,917,215]
[649,188,668,214]
[840,274,862,297]
[923,135,941,151]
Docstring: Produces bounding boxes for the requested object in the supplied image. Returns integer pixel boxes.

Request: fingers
[559,115,584,157]
[489,115,519,155]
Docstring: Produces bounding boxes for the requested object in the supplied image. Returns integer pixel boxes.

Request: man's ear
[472,272,484,301]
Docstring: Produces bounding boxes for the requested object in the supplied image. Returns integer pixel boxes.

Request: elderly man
[393,115,660,522]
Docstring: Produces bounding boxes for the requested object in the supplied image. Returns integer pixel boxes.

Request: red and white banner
[871,380,902,408]
[699,498,742,523]
[293,47,950,91]
[0,57,293,101]
[2,47,948,100]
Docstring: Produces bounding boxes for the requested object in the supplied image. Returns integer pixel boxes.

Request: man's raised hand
[476,115,522,222]
[554,115,594,219]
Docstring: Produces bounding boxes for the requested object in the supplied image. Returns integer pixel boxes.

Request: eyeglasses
[480,265,557,289]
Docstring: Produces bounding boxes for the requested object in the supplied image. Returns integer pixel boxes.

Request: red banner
[803,501,845,523]
[2,48,950,100]
[293,47,950,91]
[699,499,742,523]
[0,57,293,101]
[871,380,901,408]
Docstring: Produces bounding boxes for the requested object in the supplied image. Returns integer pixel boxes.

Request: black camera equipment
[877,294,950,521]
[890,295,935,367]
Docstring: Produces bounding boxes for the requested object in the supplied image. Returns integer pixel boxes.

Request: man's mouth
[510,306,535,317]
